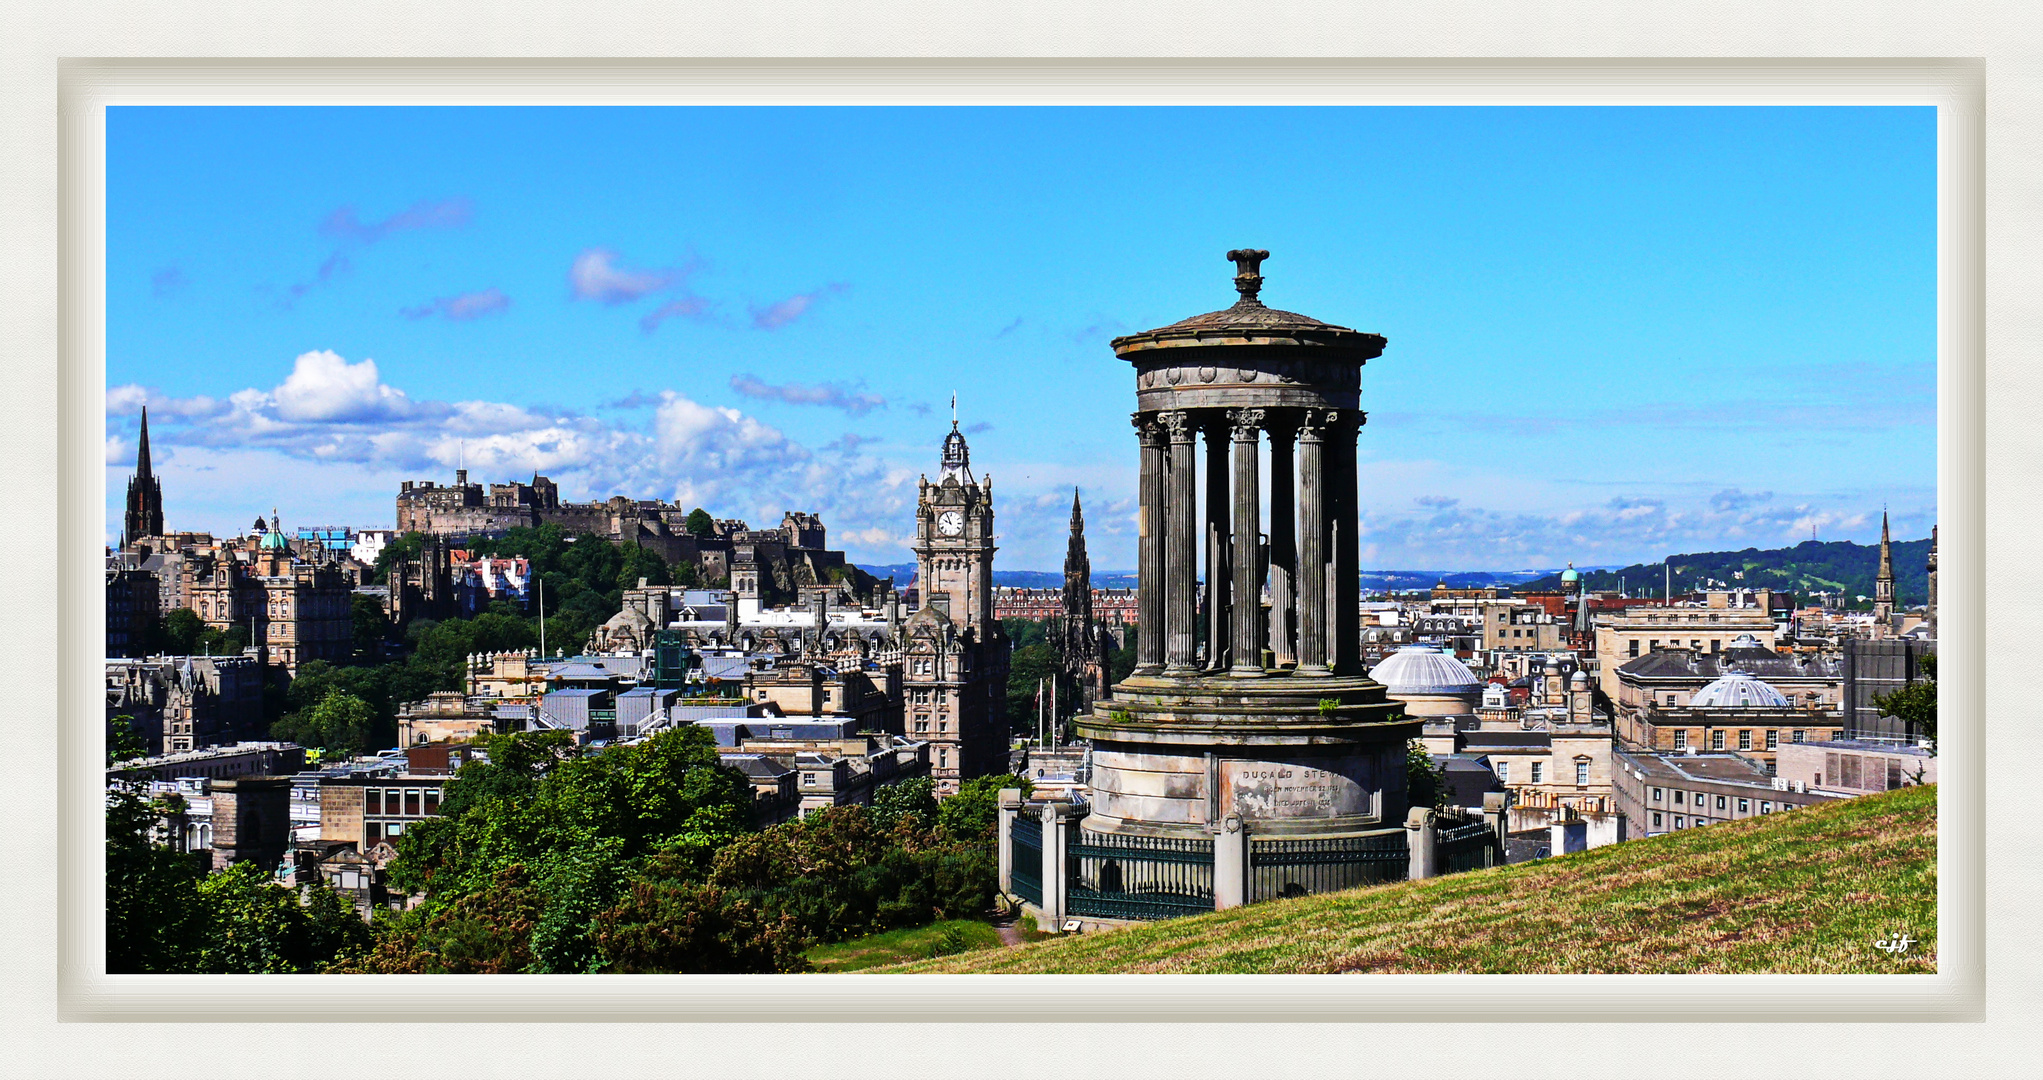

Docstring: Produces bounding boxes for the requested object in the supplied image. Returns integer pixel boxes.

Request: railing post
[1212,814,1248,909]
[1406,807,1439,880]
[997,788,1021,896]
[1482,790,1509,856]
[1041,802,1077,928]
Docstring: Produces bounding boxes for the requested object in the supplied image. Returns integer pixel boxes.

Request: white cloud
[569,248,682,305]
[270,350,417,423]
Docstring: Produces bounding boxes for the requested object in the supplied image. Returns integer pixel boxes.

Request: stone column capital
[1227,407,1267,442]
[1157,409,1195,443]
[1133,413,1167,447]
[1297,408,1338,442]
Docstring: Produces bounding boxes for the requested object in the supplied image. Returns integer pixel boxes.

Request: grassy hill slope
[896,785,1936,974]
[1521,538,1933,609]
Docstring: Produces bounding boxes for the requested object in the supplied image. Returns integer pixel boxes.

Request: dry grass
[891,784,1937,975]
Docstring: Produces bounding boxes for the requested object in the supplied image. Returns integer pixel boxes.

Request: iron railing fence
[1010,815,1043,907]
[1437,819,1499,874]
[1248,831,1409,902]
[1066,830,1214,921]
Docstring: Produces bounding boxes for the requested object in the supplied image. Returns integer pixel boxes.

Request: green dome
[260,528,290,551]
[1560,562,1579,583]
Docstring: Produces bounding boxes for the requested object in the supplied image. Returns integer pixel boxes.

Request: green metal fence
[1066,830,1215,921]
[1010,815,1042,907]
[1248,831,1409,902]
[1437,819,1498,874]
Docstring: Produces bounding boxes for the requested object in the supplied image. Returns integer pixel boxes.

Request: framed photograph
[11,31,2034,1080]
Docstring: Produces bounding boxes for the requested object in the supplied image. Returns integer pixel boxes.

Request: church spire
[135,406,154,480]
[123,407,165,544]
[1873,508,1895,633]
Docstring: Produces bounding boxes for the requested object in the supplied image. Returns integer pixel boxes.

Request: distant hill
[853,564,1138,590]
[897,784,1937,975]
[1520,538,1932,608]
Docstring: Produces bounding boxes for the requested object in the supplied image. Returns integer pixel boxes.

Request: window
[1496,760,1510,783]
[424,791,439,815]
[1738,730,1752,751]
[1711,730,1726,751]
[405,790,420,816]
[1652,812,1663,828]
[1766,730,1779,750]
[1760,802,1772,813]
[1530,762,1543,783]
[365,790,382,815]
[803,774,816,786]
[1673,816,1685,829]
[1649,639,1659,651]
[1738,798,1749,814]
[366,822,382,843]
[1629,640,1640,658]
[1716,795,1727,810]
[1576,760,1590,786]
[1710,639,1721,653]
[1672,731,1687,750]
[1673,790,1684,804]
[1887,760,1904,790]
[386,821,404,837]
[1651,787,1663,802]
[1793,729,1805,743]
[1665,694,1676,707]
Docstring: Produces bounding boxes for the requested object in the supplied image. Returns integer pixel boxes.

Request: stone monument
[1074,249,1420,842]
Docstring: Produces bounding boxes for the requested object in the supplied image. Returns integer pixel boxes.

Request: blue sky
[104,106,1936,571]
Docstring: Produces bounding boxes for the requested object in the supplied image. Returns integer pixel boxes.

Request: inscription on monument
[1221,759,1372,821]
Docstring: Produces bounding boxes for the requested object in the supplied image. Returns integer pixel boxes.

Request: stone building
[105,655,267,755]
[1613,635,1844,715]
[901,418,1010,795]
[1075,249,1419,842]
[105,563,159,659]
[1617,669,1845,771]
[395,468,874,606]
[1774,737,1936,795]
[1612,747,1836,838]
[183,514,353,673]
[207,776,293,873]
[1591,592,1780,701]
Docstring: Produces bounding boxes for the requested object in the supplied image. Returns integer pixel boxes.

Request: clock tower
[904,417,1009,795]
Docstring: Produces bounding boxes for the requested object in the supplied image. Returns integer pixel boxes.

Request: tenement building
[181,514,353,673]
[1076,249,1420,844]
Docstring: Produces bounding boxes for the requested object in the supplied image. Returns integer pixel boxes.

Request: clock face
[936,510,965,537]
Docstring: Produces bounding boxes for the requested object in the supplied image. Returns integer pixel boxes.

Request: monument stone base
[1074,672,1421,840]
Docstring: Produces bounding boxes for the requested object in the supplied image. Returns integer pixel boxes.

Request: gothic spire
[135,406,153,480]
[1877,509,1894,582]
[123,406,165,543]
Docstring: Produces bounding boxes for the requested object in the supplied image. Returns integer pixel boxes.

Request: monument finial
[1226,248,1270,304]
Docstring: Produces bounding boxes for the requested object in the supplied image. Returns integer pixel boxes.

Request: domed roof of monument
[1560,562,1580,583]
[1111,249,1384,356]
[1369,645,1483,697]
[1690,671,1791,709]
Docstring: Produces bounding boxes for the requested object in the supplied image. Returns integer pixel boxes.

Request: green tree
[685,507,715,537]
[161,607,246,657]
[371,531,426,586]
[871,777,939,831]
[108,715,150,765]
[1005,643,1062,737]
[937,773,1034,841]
[592,879,810,973]
[1405,739,1451,811]
[1873,653,1937,749]
[196,861,317,974]
[271,690,380,756]
[351,592,391,660]
[105,788,210,973]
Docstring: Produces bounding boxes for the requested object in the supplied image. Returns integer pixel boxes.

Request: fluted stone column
[1202,415,1231,672]
[1295,409,1331,676]
[1330,413,1363,676]
[1161,411,1199,676]
[1229,408,1266,677]
[1134,414,1166,674]
[1267,414,1297,668]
